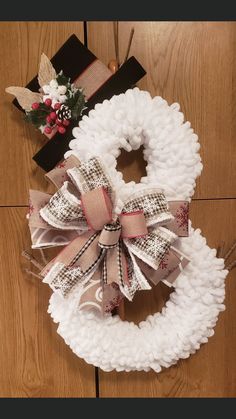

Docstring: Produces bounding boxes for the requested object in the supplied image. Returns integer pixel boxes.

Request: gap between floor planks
[3,21,233,396]
[1,197,235,209]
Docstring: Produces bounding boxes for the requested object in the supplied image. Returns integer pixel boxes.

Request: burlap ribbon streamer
[28,156,190,314]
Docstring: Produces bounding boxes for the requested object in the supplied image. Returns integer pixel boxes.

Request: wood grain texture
[0,22,84,206]
[0,21,235,398]
[98,199,236,397]
[0,207,95,397]
[87,21,235,397]
[87,22,236,199]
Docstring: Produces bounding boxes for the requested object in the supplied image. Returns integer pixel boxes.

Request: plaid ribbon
[28,156,190,314]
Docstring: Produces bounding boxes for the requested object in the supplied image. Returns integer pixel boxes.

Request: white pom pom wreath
[48,88,227,372]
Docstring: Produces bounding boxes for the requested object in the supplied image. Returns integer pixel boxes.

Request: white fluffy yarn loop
[48,88,227,372]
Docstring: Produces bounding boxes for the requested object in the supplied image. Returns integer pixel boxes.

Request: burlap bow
[28,155,190,314]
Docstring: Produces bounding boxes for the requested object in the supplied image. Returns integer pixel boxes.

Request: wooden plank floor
[0,22,235,397]
[87,22,236,397]
[0,208,95,397]
[0,22,96,398]
[1,22,85,206]
[97,200,236,397]
[87,22,236,199]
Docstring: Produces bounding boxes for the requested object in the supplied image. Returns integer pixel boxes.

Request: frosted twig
[123,27,135,63]
[24,268,43,280]
[21,250,44,271]
[39,248,48,265]
[224,240,236,262]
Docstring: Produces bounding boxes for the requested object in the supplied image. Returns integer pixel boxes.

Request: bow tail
[77,269,123,315]
[124,226,190,289]
[77,270,103,313]
[135,247,190,287]
[100,241,151,302]
[77,244,152,313]
[41,231,105,296]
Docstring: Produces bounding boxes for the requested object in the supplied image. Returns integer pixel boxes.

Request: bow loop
[81,187,113,231]
[67,157,114,198]
[119,210,148,238]
[122,189,173,227]
[40,181,87,231]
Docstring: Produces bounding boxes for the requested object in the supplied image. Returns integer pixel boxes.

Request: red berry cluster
[31,98,71,135]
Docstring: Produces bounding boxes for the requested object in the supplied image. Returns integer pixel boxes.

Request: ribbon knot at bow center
[28,155,190,314]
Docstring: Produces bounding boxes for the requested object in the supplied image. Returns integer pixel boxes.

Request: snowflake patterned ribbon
[28,155,190,314]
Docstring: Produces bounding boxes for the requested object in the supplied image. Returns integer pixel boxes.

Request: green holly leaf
[56,71,70,86]
[24,103,51,128]
[70,91,86,120]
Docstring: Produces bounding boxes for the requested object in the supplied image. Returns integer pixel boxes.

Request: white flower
[42,78,68,106]
[58,85,67,95]
[49,79,58,89]
[42,85,51,94]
